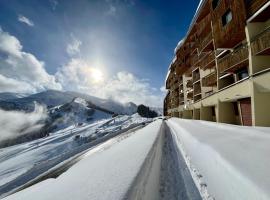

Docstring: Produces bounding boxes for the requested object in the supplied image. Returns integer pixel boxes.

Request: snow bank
[167,118,270,200]
[4,120,163,200]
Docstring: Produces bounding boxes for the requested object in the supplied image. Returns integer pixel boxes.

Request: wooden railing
[193,83,201,96]
[218,44,249,74]
[199,33,212,52]
[191,55,199,67]
[187,90,193,99]
[202,71,217,87]
[186,80,193,88]
[200,51,215,69]
[251,26,270,55]
[193,71,200,82]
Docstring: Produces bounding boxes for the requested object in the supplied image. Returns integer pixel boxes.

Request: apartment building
[164,0,270,126]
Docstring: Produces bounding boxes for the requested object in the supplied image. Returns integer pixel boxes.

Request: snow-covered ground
[0,113,151,198]
[2,117,270,200]
[3,120,163,200]
[167,118,270,200]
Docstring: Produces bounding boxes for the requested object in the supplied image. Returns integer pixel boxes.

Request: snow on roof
[174,38,185,54]
[173,0,206,55]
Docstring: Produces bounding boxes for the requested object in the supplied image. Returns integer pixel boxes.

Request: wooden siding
[211,0,246,48]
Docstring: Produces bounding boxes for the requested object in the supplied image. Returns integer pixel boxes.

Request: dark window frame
[222,9,233,27]
[212,0,221,10]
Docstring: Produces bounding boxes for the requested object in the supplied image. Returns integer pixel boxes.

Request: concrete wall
[218,101,238,124]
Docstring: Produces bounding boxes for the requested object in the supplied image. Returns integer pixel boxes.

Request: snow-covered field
[0,113,151,198]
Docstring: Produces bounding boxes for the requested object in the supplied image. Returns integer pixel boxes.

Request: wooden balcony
[191,55,199,67]
[245,0,269,18]
[193,82,201,96]
[200,51,215,69]
[202,71,217,87]
[187,90,193,99]
[218,44,249,75]
[193,68,200,82]
[186,79,193,88]
[199,33,213,53]
[251,26,270,55]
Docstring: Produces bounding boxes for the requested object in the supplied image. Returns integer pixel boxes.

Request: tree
[137,104,158,118]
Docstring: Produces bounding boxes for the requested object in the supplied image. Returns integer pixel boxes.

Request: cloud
[66,35,82,56]
[0,28,62,93]
[160,86,167,93]
[0,103,47,142]
[49,0,58,10]
[56,58,164,107]
[18,15,34,27]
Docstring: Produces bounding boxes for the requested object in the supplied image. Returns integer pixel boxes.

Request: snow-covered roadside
[167,118,270,200]
[3,120,163,200]
[0,113,151,197]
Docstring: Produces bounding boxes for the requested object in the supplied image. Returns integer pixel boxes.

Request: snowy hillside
[47,97,113,132]
[0,90,138,115]
[0,113,152,198]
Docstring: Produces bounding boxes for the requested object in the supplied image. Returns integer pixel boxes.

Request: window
[212,0,221,10]
[236,68,249,80]
[222,10,233,26]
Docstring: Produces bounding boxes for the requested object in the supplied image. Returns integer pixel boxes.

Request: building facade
[164,0,270,127]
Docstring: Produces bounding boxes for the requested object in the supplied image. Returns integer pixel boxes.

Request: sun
[91,68,104,83]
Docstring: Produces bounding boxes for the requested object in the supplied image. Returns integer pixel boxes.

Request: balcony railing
[202,71,217,87]
[200,51,215,69]
[191,55,199,67]
[187,90,193,99]
[251,26,270,56]
[193,69,200,82]
[199,33,213,52]
[186,79,193,88]
[193,82,201,96]
[218,44,249,75]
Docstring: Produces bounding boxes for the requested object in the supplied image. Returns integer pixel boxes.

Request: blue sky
[0,0,199,106]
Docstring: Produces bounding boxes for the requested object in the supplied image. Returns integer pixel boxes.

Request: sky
[0,0,200,107]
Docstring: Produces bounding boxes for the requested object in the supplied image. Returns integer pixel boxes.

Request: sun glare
[91,68,104,83]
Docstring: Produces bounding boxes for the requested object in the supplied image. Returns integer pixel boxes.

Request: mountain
[0,90,138,115]
[47,97,113,132]
[0,92,29,101]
